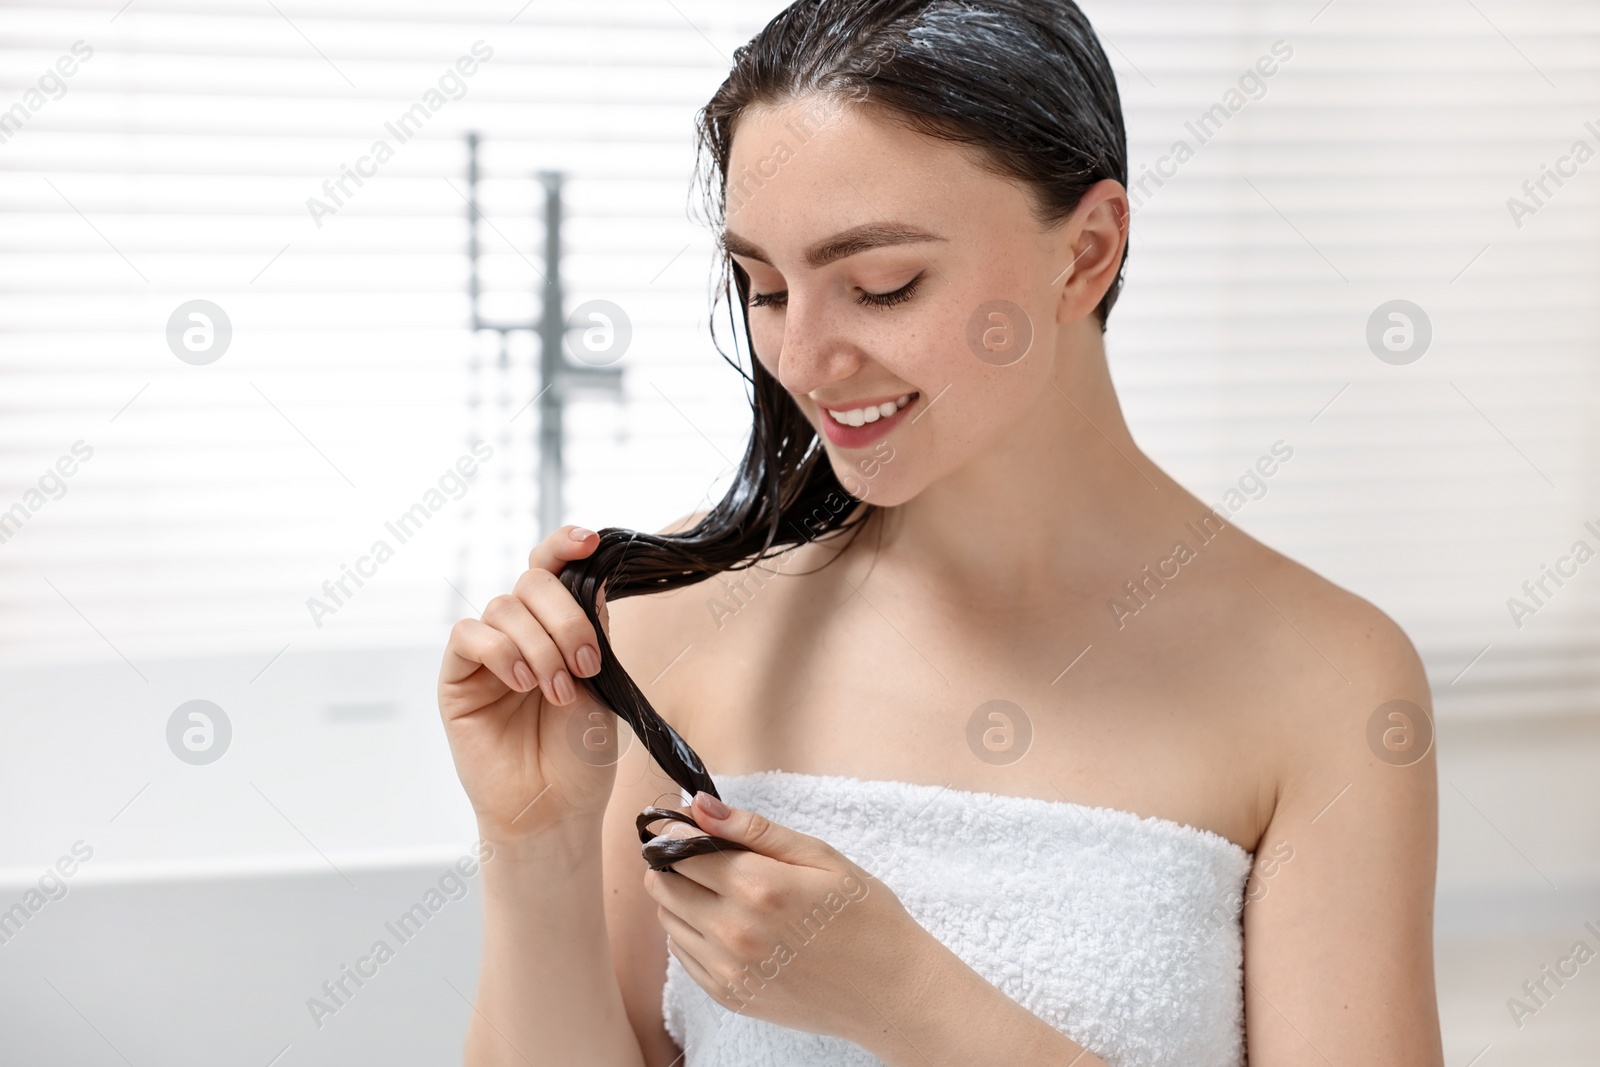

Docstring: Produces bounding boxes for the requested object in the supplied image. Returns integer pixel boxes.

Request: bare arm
[468,822,648,1067]
[1242,603,1444,1064]
[450,516,714,1066]
[469,733,687,1066]
[440,524,650,1066]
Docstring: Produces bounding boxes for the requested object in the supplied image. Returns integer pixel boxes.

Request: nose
[773,289,865,399]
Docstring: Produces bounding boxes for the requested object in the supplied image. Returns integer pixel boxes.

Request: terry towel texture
[662,770,1253,1067]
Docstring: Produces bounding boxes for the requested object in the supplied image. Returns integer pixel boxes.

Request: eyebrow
[721,221,947,270]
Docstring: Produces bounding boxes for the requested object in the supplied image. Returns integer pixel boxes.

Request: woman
[438,1,1444,1063]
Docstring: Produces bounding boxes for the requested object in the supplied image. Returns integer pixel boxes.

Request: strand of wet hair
[558,378,870,869]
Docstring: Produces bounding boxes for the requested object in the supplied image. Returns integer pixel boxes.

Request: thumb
[692,791,833,866]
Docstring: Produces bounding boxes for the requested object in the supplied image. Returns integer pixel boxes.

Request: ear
[1053,178,1129,326]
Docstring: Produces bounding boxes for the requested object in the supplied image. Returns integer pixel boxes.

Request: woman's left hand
[641,790,938,1044]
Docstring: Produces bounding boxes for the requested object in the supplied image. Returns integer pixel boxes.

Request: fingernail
[695,791,730,819]
[570,527,595,542]
[553,669,576,705]
[576,644,601,676]
[512,661,535,692]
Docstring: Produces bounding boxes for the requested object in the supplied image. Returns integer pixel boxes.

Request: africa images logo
[304,41,494,229]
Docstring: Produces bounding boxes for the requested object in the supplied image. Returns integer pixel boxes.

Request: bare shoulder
[1209,521,1440,831]
[1218,525,1432,765]
[1249,533,1424,683]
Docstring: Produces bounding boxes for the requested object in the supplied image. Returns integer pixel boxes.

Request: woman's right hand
[438,524,621,844]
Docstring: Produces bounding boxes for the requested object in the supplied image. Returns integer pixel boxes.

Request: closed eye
[859,273,923,308]
[748,273,925,311]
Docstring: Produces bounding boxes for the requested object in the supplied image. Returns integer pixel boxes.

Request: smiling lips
[817,391,919,447]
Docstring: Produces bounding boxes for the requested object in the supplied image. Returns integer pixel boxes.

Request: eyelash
[748,273,924,311]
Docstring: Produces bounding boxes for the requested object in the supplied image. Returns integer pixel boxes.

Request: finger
[639,807,752,892]
[440,618,537,701]
[643,863,722,916]
[691,792,836,868]
[444,656,526,710]
[655,903,718,966]
[527,524,598,576]
[513,566,602,680]
[657,837,764,895]
[481,593,571,706]
[665,931,742,1010]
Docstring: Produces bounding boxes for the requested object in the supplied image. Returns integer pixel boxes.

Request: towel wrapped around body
[662,769,1254,1067]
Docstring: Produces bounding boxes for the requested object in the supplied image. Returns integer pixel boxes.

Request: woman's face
[722,95,1121,507]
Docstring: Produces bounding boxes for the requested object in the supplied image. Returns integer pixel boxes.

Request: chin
[831,461,921,509]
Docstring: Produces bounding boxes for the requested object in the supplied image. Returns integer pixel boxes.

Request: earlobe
[1055,263,1079,325]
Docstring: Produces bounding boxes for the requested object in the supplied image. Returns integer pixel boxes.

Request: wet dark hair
[559,0,1128,870]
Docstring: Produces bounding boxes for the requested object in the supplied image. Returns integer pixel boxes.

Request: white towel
[662,770,1253,1066]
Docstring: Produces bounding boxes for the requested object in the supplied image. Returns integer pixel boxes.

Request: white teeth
[827,393,914,428]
